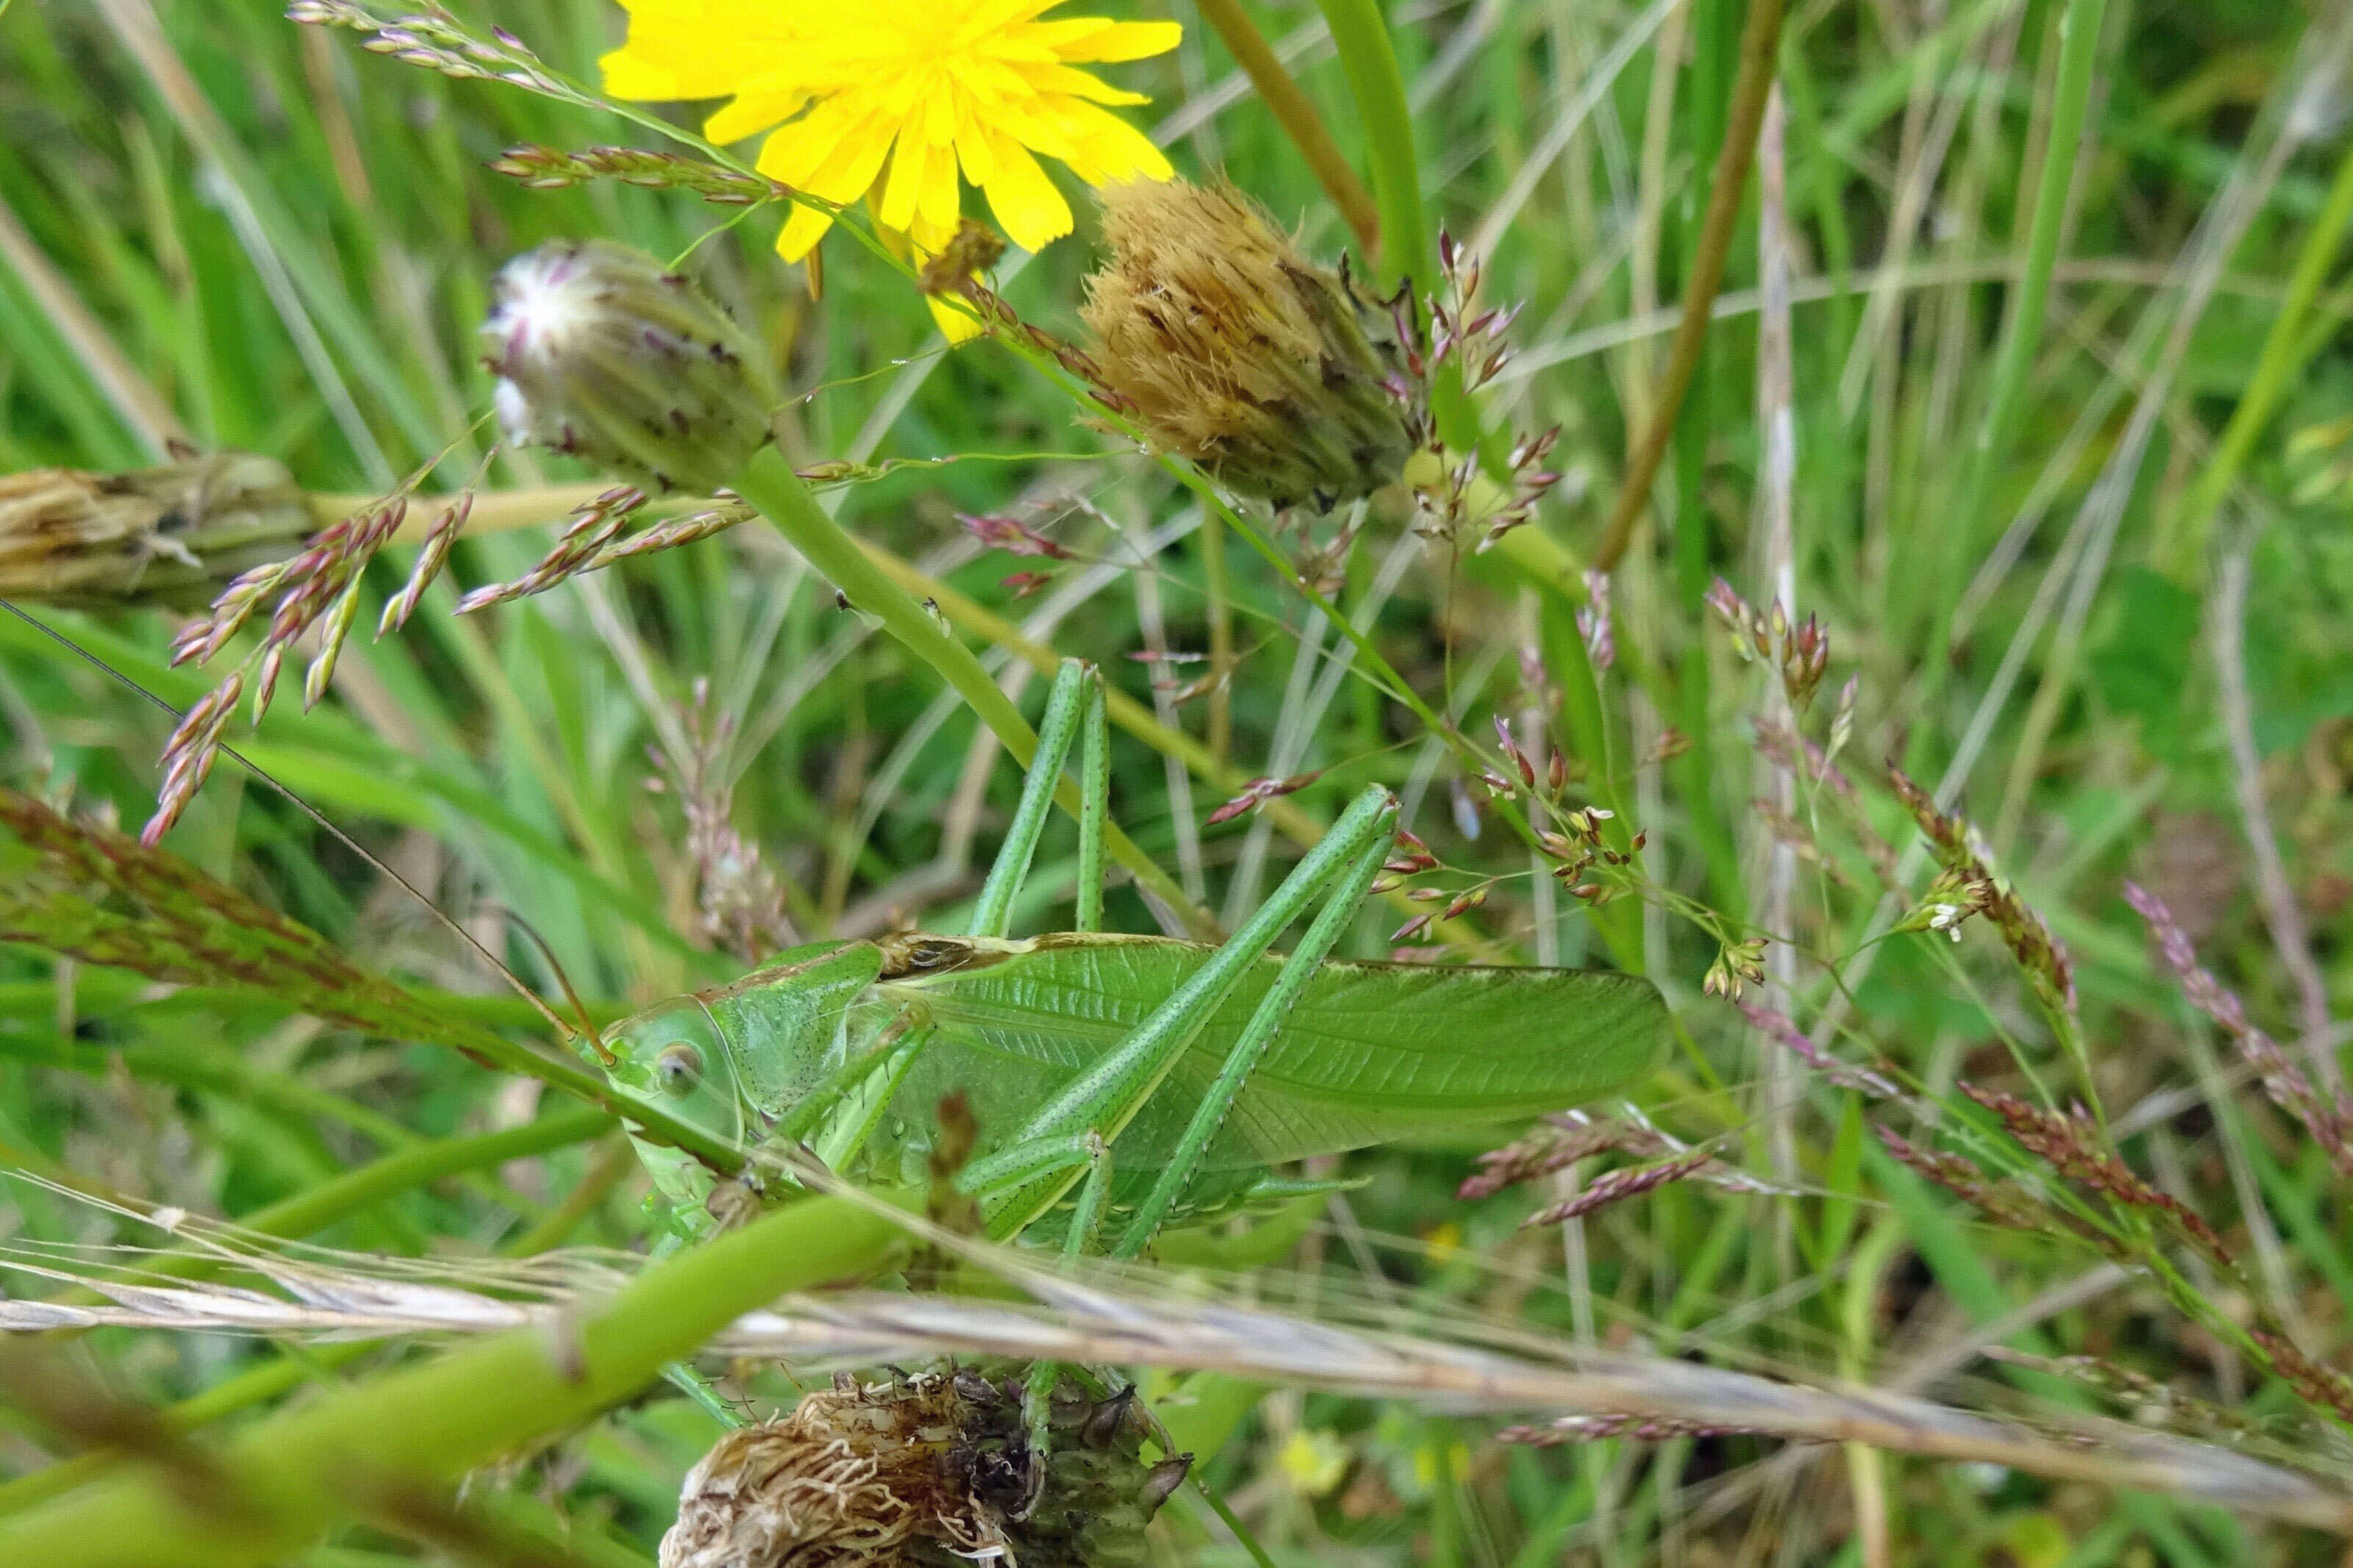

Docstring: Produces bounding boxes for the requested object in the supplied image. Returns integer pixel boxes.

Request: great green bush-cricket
[593,659,1667,1259]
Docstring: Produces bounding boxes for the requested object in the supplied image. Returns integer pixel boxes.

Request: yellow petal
[876,132,933,232]
[916,135,965,237]
[955,116,999,187]
[702,80,808,144]
[978,127,1072,251]
[927,291,988,344]
[756,97,866,190]
[1035,18,1182,63]
[775,198,836,262]
[598,1,804,100]
[1021,61,1151,107]
[1046,101,1174,185]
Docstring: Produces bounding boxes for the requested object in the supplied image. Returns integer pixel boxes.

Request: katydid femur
[595,659,1666,1256]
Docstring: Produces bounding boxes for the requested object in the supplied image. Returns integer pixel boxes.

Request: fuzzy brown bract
[659,1369,1190,1568]
[1080,179,1418,510]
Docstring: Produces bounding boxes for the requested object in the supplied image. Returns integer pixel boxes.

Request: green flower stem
[1314,0,1427,288]
[0,1191,911,1567]
[1194,0,1381,255]
[1590,0,1788,573]
[2155,115,2353,577]
[732,446,1214,938]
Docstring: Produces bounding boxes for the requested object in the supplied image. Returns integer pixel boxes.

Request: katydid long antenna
[1,600,593,1048]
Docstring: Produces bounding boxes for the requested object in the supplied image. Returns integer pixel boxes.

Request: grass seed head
[0,453,316,609]
[482,240,778,494]
[1081,179,1417,509]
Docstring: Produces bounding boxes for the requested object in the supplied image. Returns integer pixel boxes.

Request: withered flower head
[0,451,316,609]
[662,1368,1189,1568]
[481,239,778,494]
[1081,179,1417,509]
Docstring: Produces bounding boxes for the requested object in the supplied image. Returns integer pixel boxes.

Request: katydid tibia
[595,659,1667,1257]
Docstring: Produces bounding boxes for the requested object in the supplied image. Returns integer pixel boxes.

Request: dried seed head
[482,240,778,493]
[661,1369,1188,1568]
[1080,179,1416,509]
[0,452,316,609]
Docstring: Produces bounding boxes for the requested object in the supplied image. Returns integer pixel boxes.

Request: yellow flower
[602,1,1179,329]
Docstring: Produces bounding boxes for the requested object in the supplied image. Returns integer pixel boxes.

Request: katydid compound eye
[655,1042,703,1095]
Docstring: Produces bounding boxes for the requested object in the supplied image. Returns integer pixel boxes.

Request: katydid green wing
[882,934,1666,1174]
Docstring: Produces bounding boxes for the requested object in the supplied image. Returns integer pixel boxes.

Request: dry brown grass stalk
[8,1224,2349,1533]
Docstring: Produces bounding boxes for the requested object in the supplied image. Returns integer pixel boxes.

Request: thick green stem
[0,1192,910,1567]
[1590,0,1788,572]
[1314,0,1427,288]
[733,447,1213,937]
[1194,0,1381,254]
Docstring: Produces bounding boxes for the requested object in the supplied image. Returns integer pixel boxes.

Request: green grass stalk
[1193,0,1381,254]
[0,1127,636,1521]
[2155,123,2353,578]
[1313,0,1427,287]
[1938,0,2110,613]
[732,446,1214,937]
[0,1191,910,1567]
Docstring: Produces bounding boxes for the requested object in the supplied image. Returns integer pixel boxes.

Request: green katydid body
[597,657,1668,1253]
[602,926,1666,1237]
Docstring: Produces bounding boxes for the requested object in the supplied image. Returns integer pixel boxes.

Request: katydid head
[601,939,893,1153]
[602,995,749,1151]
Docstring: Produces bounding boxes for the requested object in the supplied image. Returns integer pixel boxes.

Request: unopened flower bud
[481,240,777,494]
[1081,179,1417,509]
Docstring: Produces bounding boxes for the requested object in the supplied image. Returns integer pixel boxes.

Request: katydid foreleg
[957,784,1403,1239]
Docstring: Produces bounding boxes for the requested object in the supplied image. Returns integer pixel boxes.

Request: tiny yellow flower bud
[481,240,778,494]
[1081,179,1418,509]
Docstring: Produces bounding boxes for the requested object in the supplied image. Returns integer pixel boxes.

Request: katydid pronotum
[595,659,1668,1263]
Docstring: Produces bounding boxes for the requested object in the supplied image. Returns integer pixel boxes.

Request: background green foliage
[2,0,2352,1562]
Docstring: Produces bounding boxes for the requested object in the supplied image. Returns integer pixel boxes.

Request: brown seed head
[661,1369,1188,1568]
[1081,179,1417,509]
[0,453,315,609]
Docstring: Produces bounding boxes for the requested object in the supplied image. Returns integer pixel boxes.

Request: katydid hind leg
[1074,673,1109,934]
[980,784,1402,1239]
[1113,792,1395,1256]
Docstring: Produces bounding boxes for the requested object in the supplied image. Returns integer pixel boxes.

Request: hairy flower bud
[481,240,777,493]
[0,451,317,609]
[1081,179,1417,509]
